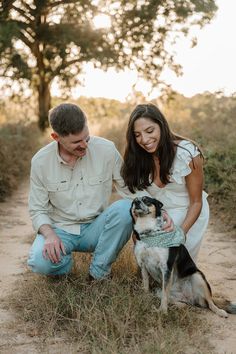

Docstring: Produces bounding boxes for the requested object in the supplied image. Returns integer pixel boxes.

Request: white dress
[145,140,209,261]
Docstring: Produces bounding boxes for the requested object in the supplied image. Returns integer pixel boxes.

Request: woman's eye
[147,130,153,133]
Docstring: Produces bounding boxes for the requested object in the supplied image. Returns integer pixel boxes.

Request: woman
[121,103,209,261]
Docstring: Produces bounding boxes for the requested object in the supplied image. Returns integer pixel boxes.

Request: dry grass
[9,242,213,353]
[0,122,44,201]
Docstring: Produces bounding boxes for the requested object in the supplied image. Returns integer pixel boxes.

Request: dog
[131,196,235,317]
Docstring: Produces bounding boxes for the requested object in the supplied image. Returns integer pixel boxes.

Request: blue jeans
[27,199,132,279]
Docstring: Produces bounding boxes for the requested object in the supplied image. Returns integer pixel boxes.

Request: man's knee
[110,199,132,225]
[28,248,51,274]
[27,248,72,275]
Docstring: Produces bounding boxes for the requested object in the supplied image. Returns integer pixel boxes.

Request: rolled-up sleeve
[111,147,132,199]
[28,160,52,232]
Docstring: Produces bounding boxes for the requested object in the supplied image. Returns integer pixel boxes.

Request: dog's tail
[226,302,236,314]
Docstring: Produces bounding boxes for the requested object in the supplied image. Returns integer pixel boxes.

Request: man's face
[52,125,90,158]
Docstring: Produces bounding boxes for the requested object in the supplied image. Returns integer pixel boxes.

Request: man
[28,103,172,280]
[28,103,133,280]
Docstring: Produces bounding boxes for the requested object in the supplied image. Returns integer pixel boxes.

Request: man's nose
[79,139,89,149]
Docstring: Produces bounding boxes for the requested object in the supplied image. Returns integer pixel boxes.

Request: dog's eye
[142,196,152,205]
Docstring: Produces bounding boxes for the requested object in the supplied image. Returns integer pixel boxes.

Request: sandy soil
[0,181,236,353]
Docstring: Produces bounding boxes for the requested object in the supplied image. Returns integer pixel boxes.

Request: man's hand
[162,211,174,233]
[39,225,66,263]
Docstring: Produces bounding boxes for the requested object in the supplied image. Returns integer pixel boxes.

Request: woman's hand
[162,211,174,232]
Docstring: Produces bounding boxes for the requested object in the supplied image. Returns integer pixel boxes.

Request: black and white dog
[131,196,235,317]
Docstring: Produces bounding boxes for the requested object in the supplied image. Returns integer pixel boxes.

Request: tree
[0,0,217,130]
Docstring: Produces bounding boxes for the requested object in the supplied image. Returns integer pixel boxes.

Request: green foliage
[163,92,236,228]
[0,122,42,201]
[204,146,236,226]
[0,0,217,129]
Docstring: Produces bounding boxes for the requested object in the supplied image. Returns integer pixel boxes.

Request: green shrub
[0,122,43,201]
[204,145,236,227]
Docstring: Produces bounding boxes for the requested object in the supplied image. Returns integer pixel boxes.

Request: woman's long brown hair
[121,103,201,193]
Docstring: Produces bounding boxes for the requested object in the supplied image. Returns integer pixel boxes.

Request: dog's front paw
[158,304,168,314]
[217,309,228,318]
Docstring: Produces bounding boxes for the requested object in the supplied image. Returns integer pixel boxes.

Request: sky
[68,0,236,101]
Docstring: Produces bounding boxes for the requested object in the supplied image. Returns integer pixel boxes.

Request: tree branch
[18,30,34,49]
[53,57,82,76]
[21,2,34,15]
[12,5,33,23]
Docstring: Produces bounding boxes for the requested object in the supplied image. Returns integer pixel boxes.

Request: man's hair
[48,103,87,136]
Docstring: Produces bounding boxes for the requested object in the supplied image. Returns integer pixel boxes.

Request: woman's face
[133,117,161,154]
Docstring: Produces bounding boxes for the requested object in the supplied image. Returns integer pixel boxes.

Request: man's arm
[29,160,66,263]
[29,160,53,231]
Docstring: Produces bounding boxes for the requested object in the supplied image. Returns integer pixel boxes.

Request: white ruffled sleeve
[170,141,201,184]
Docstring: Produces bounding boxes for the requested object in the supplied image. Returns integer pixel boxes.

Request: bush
[0,122,43,201]
[204,145,236,227]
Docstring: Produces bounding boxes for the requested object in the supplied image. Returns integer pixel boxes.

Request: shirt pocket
[88,175,110,185]
[46,182,70,209]
[87,174,112,203]
[46,181,70,192]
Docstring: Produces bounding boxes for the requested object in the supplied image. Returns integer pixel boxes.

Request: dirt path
[0,181,236,353]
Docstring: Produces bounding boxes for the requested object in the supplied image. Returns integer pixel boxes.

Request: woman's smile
[133,117,161,154]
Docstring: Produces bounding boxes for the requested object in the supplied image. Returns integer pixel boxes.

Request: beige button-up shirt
[29,136,128,235]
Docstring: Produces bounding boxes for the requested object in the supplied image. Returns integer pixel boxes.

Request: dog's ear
[132,229,140,240]
[130,203,136,224]
[156,200,163,209]
[153,199,163,217]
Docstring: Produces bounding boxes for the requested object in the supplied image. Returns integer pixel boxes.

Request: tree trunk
[37,79,51,131]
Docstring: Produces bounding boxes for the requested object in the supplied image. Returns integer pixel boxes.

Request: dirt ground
[0,180,236,354]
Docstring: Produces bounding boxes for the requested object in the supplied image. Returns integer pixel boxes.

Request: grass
[9,242,213,354]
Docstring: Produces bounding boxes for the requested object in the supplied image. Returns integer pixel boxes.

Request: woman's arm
[181,155,204,235]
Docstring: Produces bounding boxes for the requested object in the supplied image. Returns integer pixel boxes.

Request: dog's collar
[139,225,186,248]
